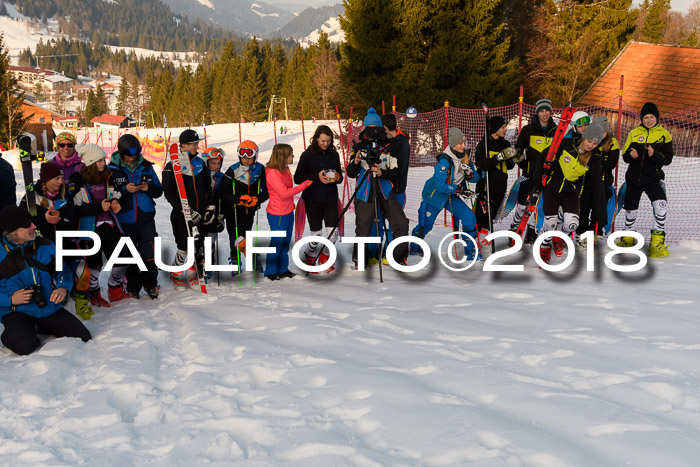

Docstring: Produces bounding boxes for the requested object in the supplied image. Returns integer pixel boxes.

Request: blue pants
[265,212,294,276]
[412,198,477,239]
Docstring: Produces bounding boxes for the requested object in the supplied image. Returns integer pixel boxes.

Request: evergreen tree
[116,77,130,116]
[240,39,267,121]
[0,34,29,148]
[642,0,671,43]
[34,82,44,102]
[149,68,174,126]
[339,0,401,109]
[85,89,100,125]
[95,83,108,115]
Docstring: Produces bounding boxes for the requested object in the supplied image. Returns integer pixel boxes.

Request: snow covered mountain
[161,0,295,35]
[269,4,344,44]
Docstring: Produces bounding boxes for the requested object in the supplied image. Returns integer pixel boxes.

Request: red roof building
[580,41,700,116]
[90,114,135,128]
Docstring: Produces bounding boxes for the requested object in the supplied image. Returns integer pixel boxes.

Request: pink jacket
[265,167,312,216]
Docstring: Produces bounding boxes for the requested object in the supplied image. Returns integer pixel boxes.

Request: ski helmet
[201,147,225,161]
[238,140,259,161]
[571,111,591,129]
[117,134,141,157]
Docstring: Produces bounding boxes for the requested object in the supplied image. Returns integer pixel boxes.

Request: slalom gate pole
[301,114,306,150]
[518,85,523,177]
[238,120,242,143]
[336,105,347,164]
[273,118,277,144]
[343,107,353,204]
[443,100,449,227]
[613,75,624,233]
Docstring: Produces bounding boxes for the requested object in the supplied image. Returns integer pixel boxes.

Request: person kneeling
[0,206,91,355]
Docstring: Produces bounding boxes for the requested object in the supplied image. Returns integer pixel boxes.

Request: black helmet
[117,134,141,157]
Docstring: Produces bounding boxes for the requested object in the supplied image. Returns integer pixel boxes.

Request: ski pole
[482,103,495,254]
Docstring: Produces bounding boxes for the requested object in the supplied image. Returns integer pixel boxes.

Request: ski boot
[75,293,94,320]
[228,255,240,277]
[187,265,202,288]
[304,252,319,274]
[464,243,483,261]
[539,245,552,265]
[409,242,424,256]
[170,271,186,290]
[615,235,637,248]
[318,252,335,273]
[278,270,296,279]
[90,290,111,308]
[552,237,566,257]
[648,230,670,258]
[524,226,538,245]
[108,284,130,303]
[146,287,159,299]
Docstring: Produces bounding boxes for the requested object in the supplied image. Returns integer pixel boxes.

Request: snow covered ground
[2,120,700,465]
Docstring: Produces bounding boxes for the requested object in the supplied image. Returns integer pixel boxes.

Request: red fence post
[301,114,306,150]
[392,95,396,112]
[336,105,347,163]
[273,118,277,144]
[518,85,524,177]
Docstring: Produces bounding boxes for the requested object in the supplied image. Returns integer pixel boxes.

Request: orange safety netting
[339,99,700,243]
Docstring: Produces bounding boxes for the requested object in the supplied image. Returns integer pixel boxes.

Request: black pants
[577,185,613,235]
[1,308,91,355]
[223,205,256,253]
[305,200,338,231]
[623,180,667,210]
[354,192,409,265]
[475,190,506,231]
[122,221,159,293]
[86,222,123,269]
[171,211,205,252]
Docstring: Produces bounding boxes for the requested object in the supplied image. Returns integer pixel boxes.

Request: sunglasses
[239,148,256,158]
[575,116,591,127]
[58,143,75,148]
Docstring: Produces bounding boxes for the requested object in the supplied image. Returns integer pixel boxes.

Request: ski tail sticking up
[18,134,38,218]
[515,105,576,239]
[494,175,525,223]
[169,143,207,294]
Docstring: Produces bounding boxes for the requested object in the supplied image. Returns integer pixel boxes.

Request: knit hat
[55,132,77,144]
[488,116,506,134]
[0,206,33,233]
[39,161,64,183]
[77,143,107,166]
[535,98,553,114]
[448,127,466,148]
[179,129,202,144]
[363,108,382,127]
[582,122,604,144]
[593,116,609,134]
[640,102,660,120]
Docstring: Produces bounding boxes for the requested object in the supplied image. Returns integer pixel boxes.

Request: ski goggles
[238,148,257,158]
[209,148,224,159]
[122,147,141,156]
[574,116,591,127]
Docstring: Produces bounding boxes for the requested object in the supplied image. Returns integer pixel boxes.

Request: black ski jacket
[294,147,343,204]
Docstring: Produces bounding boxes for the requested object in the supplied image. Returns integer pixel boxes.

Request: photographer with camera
[346,109,410,268]
[108,134,163,299]
[0,205,91,355]
[71,144,131,318]
[410,128,482,260]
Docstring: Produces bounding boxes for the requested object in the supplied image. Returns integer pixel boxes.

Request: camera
[25,284,47,308]
[357,126,386,166]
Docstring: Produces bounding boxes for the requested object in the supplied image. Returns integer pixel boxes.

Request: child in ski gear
[564,111,591,141]
[410,127,481,260]
[108,134,163,299]
[200,147,226,279]
[576,116,619,237]
[619,102,673,257]
[346,109,410,268]
[72,144,130,315]
[474,116,517,232]
[265,144,312,280]
[220,141,269,275]
[52,132,84,183]
[512,98,558,243]
[162,130,215,288]
[0,205,91,355]
[293,125,343,273]
[538,122,604,263]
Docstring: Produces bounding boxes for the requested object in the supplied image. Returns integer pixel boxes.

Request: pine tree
[0,34,29,148]
[85,90,100,125]
[95,83,108,115]
[239,39,267,122]
[339,0,401,108]
[642,0,671,43]
[149,68,174,126]
[116,77,130,116]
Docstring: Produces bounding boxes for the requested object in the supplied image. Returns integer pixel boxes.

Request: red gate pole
[343,107,354,204]
[518,85,523,177]
[392,95,396,112]
[444,100,449,226]
[336,105,347,163]
[301,113,306,150]
[273,118,277,144]
[613,75,624,233]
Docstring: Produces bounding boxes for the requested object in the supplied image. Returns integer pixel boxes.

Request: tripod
[306,162,388,282]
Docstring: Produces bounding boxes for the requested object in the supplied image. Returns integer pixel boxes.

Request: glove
[213,219,225,233]
[454,187,474,199]
[460,163,473,177]
[239,195,258,207]
[202,205,217,225]
[514,149,526,163]
[189,210,202,224]
[496,147,517,161]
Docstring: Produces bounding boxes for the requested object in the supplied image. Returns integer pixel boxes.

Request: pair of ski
[514,105,576,240]
[169,143,209,294]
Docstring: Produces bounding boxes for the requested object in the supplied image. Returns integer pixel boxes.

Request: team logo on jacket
[563,156,571,163]
[638,136,645,142]
[536,139,542,145]
[440,166,447,171]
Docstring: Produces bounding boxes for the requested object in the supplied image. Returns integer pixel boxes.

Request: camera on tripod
[25,284,47,308]
[358,126,386,166]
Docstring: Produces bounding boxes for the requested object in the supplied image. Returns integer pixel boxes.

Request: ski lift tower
[267,95,289,122]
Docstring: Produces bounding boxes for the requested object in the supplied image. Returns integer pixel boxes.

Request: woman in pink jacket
[265,144,313,280]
